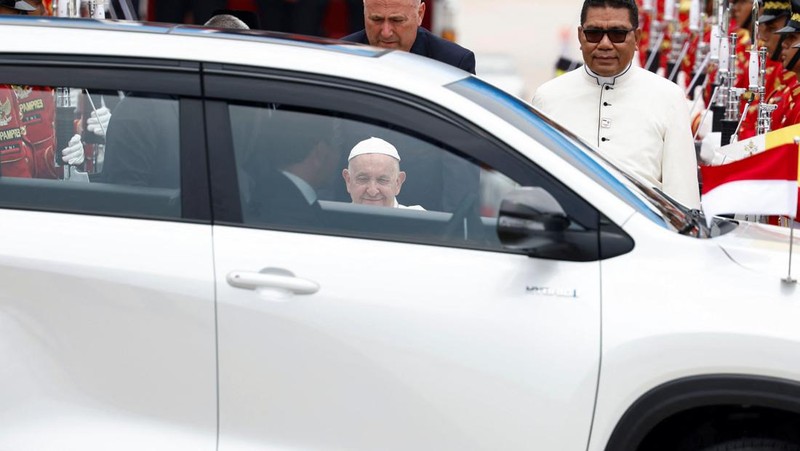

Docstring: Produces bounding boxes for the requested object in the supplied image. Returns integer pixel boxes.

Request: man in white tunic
[532,0,700,209]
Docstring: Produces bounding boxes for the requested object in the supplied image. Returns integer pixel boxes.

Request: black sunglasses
[582,28,634,43]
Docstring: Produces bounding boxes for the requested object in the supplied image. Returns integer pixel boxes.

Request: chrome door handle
[227,269,320,295]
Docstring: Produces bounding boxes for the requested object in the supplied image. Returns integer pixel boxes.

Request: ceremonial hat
[759,0,792,23]
[776,0,800,32]
[348,137,401,161]
[0,0,35,11]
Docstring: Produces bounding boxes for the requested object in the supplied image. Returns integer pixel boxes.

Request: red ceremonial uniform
[737,58,785,139]
[0,85,61,179]
[776,79,800,128]
[765,71,800,227]
[673,0,695,83]
[680,16,708,83]
[13,85,61,179]
[733,28,751,89]
[638,0,671,71]
[0,86,35,178]
[638,0,659,67]
[769,71,799,129]
[640,0,708,84]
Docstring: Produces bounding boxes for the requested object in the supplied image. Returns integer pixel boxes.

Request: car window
[229,103,520,251]
[0,83,181,219]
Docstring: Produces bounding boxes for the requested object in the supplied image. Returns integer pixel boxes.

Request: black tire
[700,438,800,451]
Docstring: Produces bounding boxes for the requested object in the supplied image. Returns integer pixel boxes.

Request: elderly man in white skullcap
[342,137,423,209]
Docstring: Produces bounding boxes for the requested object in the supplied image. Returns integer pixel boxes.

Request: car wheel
[699,438,800,451]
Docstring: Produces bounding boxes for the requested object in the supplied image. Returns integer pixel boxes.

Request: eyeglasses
[582,28,634,43]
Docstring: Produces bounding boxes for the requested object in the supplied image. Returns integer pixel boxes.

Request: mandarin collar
[582,62,633,86]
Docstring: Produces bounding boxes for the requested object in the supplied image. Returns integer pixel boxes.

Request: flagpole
[784,139,800,285]
[784,219,796,285]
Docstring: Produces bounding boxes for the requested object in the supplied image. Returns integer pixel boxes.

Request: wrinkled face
[761,15,789,56]
[343,153,406,207]
[731,0,754,28]
[578,6,641,77]
[363,0,425,52]
[780,31,800,72]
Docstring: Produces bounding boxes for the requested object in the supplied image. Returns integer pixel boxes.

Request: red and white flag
[701,142,800,224]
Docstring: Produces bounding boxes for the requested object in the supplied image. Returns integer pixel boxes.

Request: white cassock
[532,63,701,209]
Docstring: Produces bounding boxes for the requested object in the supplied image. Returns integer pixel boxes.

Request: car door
[206,65,603,451]
[0,57,217,450]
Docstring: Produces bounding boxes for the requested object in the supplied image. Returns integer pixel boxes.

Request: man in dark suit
[245,111,341,228]
[341,0,475,74]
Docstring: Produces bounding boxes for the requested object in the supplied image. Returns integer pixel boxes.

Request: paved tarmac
[457,0,584,99]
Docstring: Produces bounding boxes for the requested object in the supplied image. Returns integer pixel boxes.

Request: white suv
[0,16,798,451]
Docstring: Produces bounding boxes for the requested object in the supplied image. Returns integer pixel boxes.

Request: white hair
[204,14,249,30]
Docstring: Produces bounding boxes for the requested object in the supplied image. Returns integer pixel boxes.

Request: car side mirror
[497,185,569,242]
[497,187,597,261]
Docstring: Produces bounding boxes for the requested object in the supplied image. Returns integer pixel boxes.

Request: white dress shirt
[532,63,700,209]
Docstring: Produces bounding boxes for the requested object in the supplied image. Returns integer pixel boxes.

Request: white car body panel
[0,209,217,450]
[588,214,800,450]
[214,226,600,450]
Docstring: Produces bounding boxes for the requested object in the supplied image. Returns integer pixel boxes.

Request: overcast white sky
[458,0,584,99]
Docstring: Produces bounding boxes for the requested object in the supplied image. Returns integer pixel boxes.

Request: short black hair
[580,0,639,28]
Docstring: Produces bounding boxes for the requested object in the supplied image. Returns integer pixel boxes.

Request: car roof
[0,16,470,95]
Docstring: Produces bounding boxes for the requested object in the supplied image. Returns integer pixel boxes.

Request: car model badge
[526,286,578,298]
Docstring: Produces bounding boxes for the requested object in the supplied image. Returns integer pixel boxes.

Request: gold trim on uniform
[792,13,800,22]
[11,85,32,100]
[764,2,792,11]
[0,99,12,127]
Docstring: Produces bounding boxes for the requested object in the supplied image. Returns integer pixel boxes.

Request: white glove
[86,106,111,137]
[693,86,706,110]
[61,134,85,166]
[696,110,712,141]
[676,70,688,90]
[699,131,722,165]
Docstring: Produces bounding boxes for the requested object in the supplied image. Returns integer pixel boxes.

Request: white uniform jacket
[532,64,701,209]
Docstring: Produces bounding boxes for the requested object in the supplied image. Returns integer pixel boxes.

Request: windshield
[447,77,717,236]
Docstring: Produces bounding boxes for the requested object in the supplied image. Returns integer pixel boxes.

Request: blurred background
[458,0,584,100]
